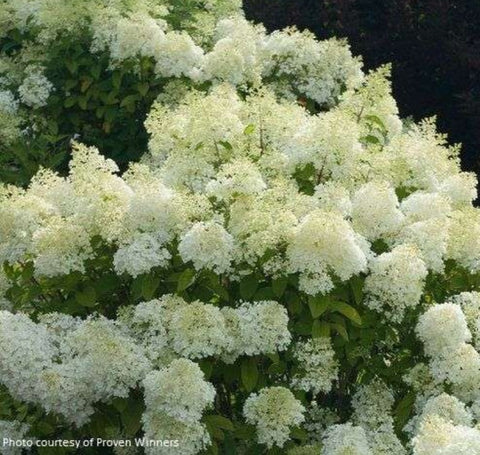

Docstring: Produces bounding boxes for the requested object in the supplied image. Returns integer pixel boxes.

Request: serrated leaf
[177,268,195,292]
[241,357,258,392]
[330,301,362,325]
[239,275,258,300]
[308,295,330,318]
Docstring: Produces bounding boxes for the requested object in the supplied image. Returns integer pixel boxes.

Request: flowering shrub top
[1,1,480,455]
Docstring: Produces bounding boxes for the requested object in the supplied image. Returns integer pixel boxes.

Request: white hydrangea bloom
[352,380,395,430]
[235,301,291,356]
[199,17,264,86]
[143,359,215,423]
[416,303,471,356]
[351,181,404,241]
[447,208,480,272]
[154,31,204,79]
[0,311,149,426]
[395,218,449,273]
[367,423,406,455]
[413,414,480,455]
[291,337,338,395]
[322,423,372,455]
[142,412,211,455]
[0,420,30,455]
[170,300,229,359]
[18,66,53,108]
[117,300,169,366]
[419,394,473,429]
[205,159,266,201]
[244,387,305,448]
[178,221,234,274]
[262,29,363,105]
[364,244,427,321]
[31,216,93,277]
[314,182,352,217]
[113,233,171,277]
[449,292,480,349]
[437,173,477,207]
[287,209,368,295]
[400,192,452,223]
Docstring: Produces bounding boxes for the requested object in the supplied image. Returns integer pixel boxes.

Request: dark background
[244,0,480,176]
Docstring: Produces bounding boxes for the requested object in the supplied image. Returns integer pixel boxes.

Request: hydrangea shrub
[1,1,480,455]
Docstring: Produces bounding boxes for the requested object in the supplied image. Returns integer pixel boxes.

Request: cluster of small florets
[243,387,305,448]
[3,1,480,453]
[290,337,339,395]
[411,300,480,452]
[119,296,291,364]
[142,359,215,454]
[0,311,149,426]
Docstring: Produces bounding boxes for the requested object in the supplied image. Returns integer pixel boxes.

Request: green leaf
[136,82,149,96]
[141,274,161,300]
[312,320,330,338]
[331,322,349,341]
[290,426,308,441]
[177,268,196,292]
[205,415,234,431]
[350,276,364,305]
[76,286,96,307]
[218,140,232,151]
[394,391,416,432]
[112,71,123,89]
[239,275,258,300]
[122,398,144,437]
[365,114,387,132]
[308,295,330,318]
[330,301,362,325]
[272,276,288,298]
[64,97,77,108]
[243,124,255,135]
[120,94,140,108]
[361,134,380,144]
[241,357,258,392]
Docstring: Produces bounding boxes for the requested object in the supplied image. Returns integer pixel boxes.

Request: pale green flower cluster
[243,387,305,448]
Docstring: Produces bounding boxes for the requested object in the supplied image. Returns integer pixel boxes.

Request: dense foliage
[244,0,480,191]
[1,1,480,455]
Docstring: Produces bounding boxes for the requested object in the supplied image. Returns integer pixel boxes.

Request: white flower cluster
[364,244,428,322]
[18,66,54,108]
[290,337,339,395]
[142,359,214,455]
[350,380,406,455]
[321,423,371,455]
[0,420,30,455]
[243,386,305,448]
[411,300,480,453]
[119,296,291,364]
[0,311,149,426]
